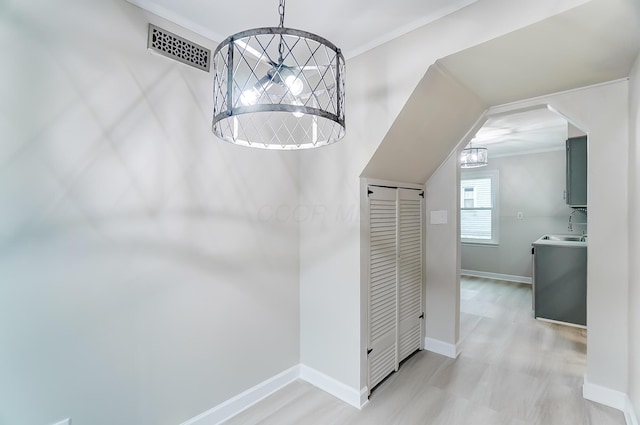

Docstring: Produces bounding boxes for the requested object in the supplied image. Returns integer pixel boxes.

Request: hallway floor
[223,277,625,424]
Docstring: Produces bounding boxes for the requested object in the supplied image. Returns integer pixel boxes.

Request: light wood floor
[224,277,625,425]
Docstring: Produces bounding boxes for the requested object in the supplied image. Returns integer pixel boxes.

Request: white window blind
[460,170,498,244]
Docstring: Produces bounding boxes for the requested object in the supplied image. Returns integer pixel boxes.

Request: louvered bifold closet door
[368,186,398,390]
[397,188,423,362]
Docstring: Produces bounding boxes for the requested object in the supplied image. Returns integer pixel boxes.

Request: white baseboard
[180,364,365,425]
[424,337,460,359]
[583,376,640,425]
[625,396,639,425]
[180,365,300,425]
[582,374,630,412]
[461,269,532,284]
[583,375,627,410]
[299,364,367,409]
[360,387,370,409]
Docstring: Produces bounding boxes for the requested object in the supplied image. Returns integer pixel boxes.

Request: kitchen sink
[533,234,587,248]
[541,235,586,242]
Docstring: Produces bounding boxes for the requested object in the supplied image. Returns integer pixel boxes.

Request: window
[460,170,499,244]
[463,187,475,208]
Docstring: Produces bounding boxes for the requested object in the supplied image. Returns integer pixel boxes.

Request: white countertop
[532,234,587,248]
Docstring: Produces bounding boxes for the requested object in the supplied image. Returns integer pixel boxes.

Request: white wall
[490,80,630,394]
[425,154,460,346]
[0,1,300,424]
[461,150,576,278]
[628,52,640,421]
[299,0,592,394]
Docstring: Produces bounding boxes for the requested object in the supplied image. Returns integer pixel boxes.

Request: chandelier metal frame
[211,0,346,149]
[460,146,489,168]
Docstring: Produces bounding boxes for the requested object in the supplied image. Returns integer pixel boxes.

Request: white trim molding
[424,337,461,359]
[583,375,627,410]
[180,366,300,425]
[180,364,366,425]
[461,269,532,285]
[360,387,370,409]
[299,365,367,409]
[625,396,639,425]
[582,374,639,425]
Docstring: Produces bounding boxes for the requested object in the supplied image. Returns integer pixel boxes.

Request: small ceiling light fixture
[212,0,346,149]
[460,145,489,168]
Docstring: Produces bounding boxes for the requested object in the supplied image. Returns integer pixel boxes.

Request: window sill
[461,241,499,247]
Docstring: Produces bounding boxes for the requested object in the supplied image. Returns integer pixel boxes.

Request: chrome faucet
[568,213,573,231]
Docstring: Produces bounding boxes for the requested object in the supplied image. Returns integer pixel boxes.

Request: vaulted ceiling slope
[360,64,486,183]
[362,0,640,184]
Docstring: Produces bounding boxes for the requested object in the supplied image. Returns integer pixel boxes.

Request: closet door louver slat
[368,188,398,390]
[397,189,423,363]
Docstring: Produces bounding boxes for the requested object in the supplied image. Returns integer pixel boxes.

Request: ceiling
[438,0,640,106]
[468,108,568,158]
[126,0,477,58]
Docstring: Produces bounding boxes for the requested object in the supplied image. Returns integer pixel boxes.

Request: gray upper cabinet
[566,136,587,207]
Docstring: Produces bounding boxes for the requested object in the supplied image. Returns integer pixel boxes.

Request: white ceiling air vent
[147,24,210,72]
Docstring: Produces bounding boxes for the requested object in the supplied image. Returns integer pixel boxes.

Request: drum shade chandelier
[212,0,346,149]
[460,146,488,168]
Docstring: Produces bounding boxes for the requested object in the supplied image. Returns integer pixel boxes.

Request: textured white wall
[0,1,300,424]
[628,52,640,421]
[461,150,576,278]
[490,80,630,394]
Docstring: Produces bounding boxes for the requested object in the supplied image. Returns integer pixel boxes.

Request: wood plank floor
[224,277,625,425]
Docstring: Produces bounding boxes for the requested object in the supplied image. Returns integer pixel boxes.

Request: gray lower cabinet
[532,244,587,326]
[566,136,587,207]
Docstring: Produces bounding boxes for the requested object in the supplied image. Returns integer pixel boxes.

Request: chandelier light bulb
[240,88,259,106]
[284,75,303,96]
